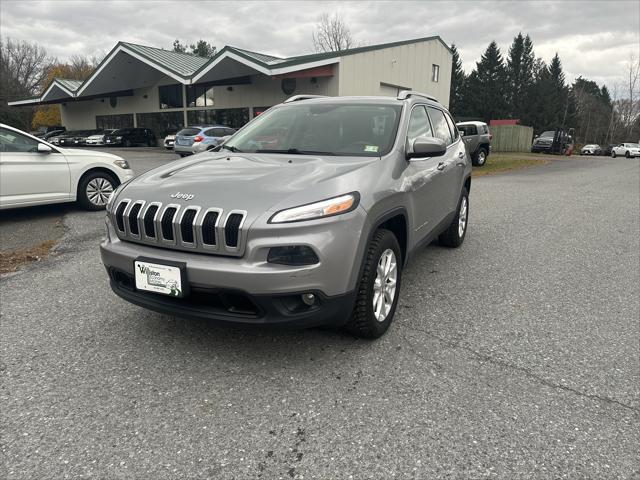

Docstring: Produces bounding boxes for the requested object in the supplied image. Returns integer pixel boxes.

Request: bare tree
[0,37,54,129]
[312,13,356,53]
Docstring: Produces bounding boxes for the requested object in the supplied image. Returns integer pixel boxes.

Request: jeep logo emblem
[170,192,195,200]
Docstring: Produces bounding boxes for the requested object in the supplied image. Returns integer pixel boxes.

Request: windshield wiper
[256,148,335,156]
[220,144,241,153]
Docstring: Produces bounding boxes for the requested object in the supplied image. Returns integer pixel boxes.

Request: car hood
[59,147,122,160]
[116,152,375,217]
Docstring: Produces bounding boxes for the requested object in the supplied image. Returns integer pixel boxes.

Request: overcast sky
[1,0,638,93]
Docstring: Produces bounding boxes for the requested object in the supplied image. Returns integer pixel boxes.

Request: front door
[0,128,70,208]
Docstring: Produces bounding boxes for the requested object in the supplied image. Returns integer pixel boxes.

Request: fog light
[301,293,316,306]
[267,245,319,265]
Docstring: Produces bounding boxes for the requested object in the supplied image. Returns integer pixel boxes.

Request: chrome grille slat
[111,201,247,256]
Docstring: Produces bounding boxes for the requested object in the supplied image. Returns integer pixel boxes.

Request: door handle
[437,161,445,171]
[458,151,465,158]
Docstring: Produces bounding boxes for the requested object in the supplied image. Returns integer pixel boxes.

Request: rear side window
[426,107,453,145]
[407,106,432,144]
[224,128,236,136]
[178,128,200,136]
[444,112,459,140]
[458,125,477,136]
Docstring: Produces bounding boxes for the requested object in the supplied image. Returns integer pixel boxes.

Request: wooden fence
[490,125,534,152]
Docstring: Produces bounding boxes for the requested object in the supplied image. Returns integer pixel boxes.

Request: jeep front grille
[112,200,247,256]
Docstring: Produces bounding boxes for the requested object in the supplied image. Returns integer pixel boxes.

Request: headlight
[113,159,130,169]
[269,193,359,224]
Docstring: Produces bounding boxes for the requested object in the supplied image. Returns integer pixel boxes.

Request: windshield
[540,131,555,138]
[224,102,402,157]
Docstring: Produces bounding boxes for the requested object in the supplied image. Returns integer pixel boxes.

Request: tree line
[449,33,640,145]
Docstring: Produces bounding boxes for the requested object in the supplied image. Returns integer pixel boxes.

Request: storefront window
[253,106,272,117]
[186,84,215,107]
[158,84,183,109]
[96,114,134,130]
[136,111,183,138]
[187,108,249,129]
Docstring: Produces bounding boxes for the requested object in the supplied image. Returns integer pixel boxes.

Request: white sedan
[0,123,134,210]
[611,143,640,158]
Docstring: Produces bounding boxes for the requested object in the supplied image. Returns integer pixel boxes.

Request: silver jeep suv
[101,92,472,338]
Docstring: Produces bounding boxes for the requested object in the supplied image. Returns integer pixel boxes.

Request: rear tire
[472,147,488,166]
[346,229,402,339]
[625,151,631,158]
[77,171,118,211]
[439,187,469,248]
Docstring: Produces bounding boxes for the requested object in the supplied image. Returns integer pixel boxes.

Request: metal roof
[55,79,83,92]
[228,47,283,64]
[121,42,210,77]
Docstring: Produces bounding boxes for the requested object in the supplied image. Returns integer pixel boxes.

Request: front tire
[439,187,469,248]
[78,171,118,211]
[612,151,616,158]
[472,147,488,166]
[346,229,402,339]
[625,151,631,158]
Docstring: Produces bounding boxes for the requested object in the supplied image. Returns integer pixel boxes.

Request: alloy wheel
[86,177,114,206]
[373,248,398,322]
[458,196,468,238]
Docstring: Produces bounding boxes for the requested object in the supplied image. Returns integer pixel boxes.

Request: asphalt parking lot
[1,151,639,479]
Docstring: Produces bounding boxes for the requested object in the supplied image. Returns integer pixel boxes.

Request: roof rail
[397,90,438,103]
[283,94,327,103]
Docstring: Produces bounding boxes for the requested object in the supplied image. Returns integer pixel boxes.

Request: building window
[159,84,183,109]
[187,108,250,129]
[136,111,184,138]
[96,114,134,130]
[432,64,440,82]
[186,84,215,107]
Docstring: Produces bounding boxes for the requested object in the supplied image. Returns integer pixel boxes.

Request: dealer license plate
[134,260,184,297]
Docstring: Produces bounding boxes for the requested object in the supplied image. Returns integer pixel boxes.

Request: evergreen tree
[172,39,187,53]
[449,44,466,117]
[464,41,508,122]
[506,33,536,119]
[190,40,216,58]
[548,53,570,126]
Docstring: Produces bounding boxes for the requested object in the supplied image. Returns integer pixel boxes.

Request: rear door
[427,107,465,215]
[0,127,71,208]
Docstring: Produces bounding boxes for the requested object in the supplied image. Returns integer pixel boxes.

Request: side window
[0,128,41,153]
[406,106,432,145]
[426,107,453,145]
[212,128,225,137]
[224,128,236,136]
[444,112,459,140]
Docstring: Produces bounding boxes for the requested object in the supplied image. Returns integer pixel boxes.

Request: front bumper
[100,207,369,326]
[106,266,355,327]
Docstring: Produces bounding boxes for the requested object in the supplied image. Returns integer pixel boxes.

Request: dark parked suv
[104,128,157,147]
[456,121,492,166]
[101,92,472,338]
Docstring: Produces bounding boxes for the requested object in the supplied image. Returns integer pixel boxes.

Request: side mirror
[407,137,447,160]
[37,143,52,154]
[458,130,465,137]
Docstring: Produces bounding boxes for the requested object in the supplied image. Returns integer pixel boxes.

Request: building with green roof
[9,36,452,140]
